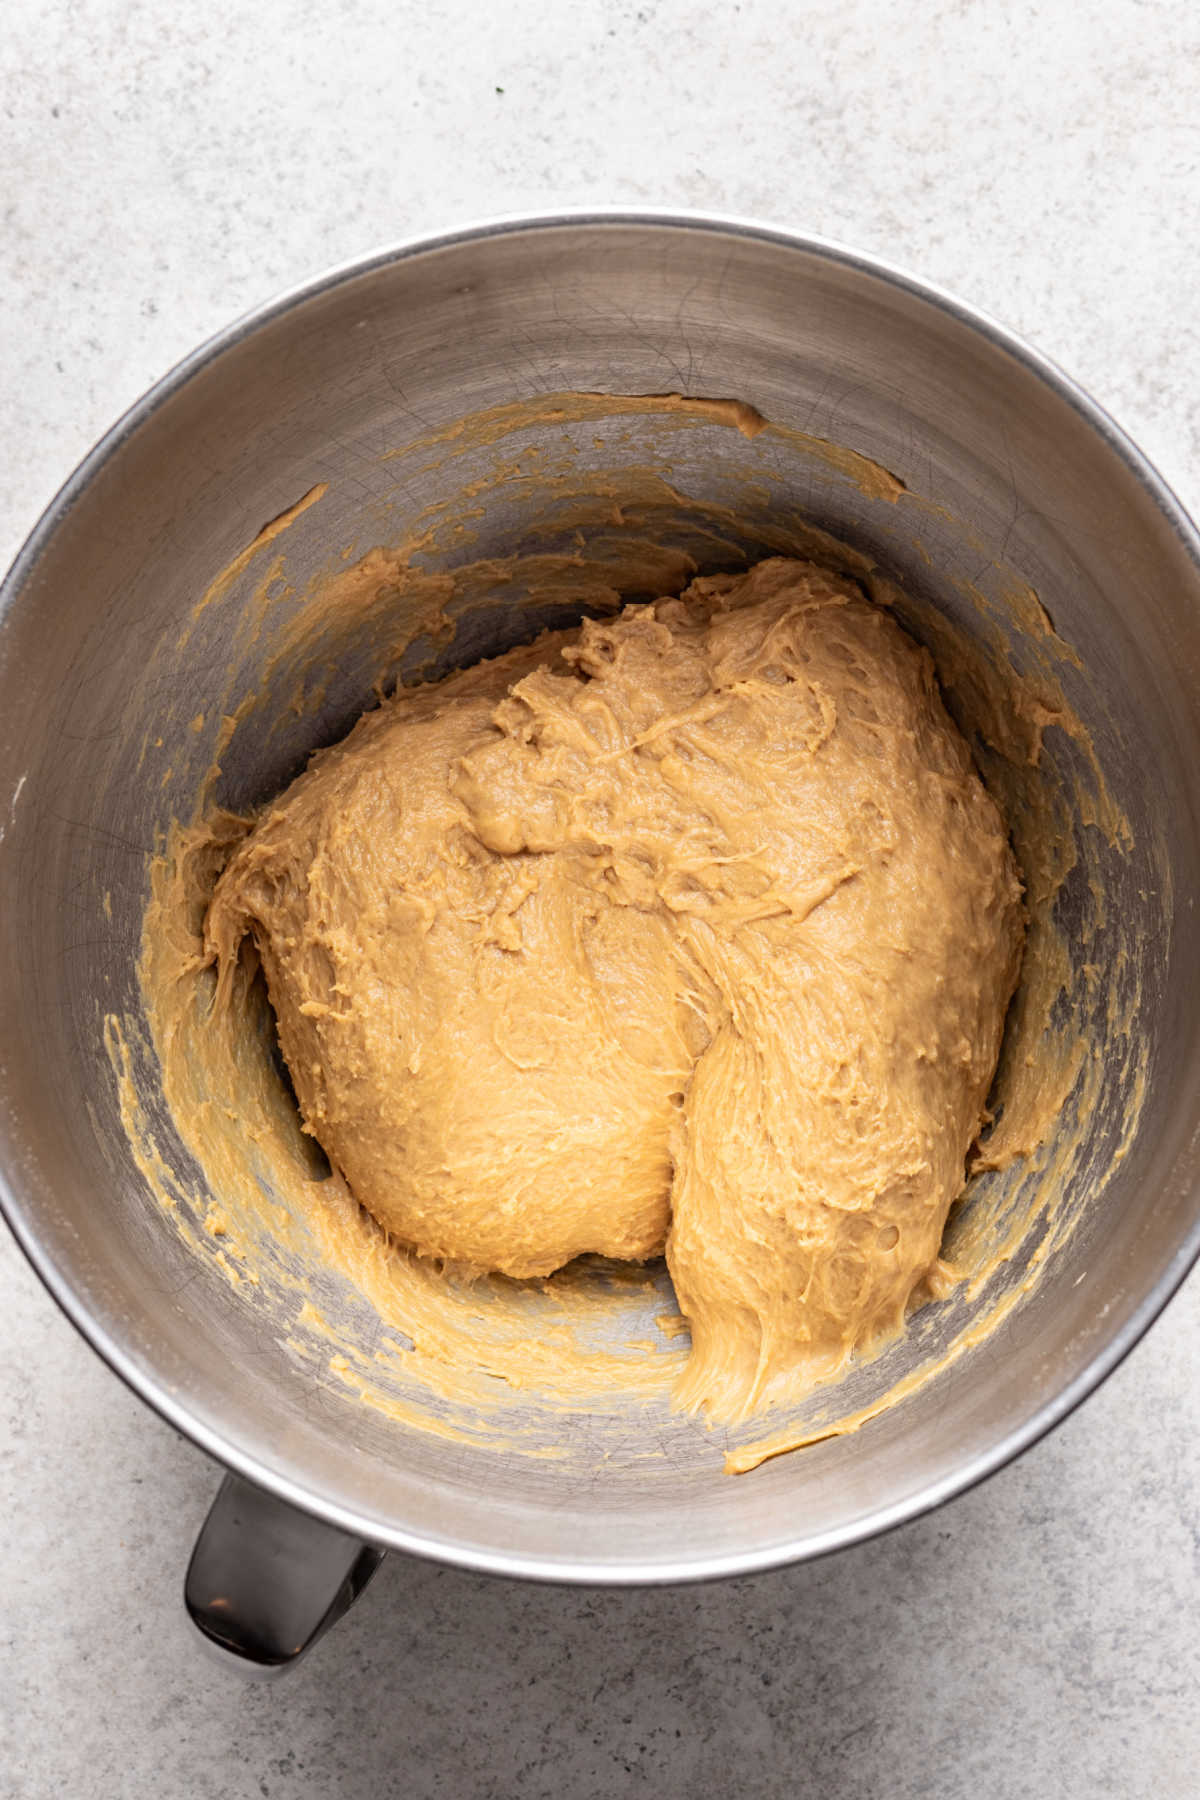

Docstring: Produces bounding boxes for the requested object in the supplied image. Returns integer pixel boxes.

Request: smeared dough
[206,558,1023,1421]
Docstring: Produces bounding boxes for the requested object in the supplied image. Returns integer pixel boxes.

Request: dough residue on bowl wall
[106,390,1148,1474]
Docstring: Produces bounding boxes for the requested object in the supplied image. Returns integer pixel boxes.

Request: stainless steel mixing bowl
[3,213,1199,1661]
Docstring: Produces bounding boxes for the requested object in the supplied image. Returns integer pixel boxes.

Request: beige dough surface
[206,557,1024,1422]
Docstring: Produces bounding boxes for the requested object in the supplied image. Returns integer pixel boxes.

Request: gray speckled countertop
[2,4,1199,1796]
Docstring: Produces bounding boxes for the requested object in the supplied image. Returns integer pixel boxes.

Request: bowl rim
[3,205,1200,1584]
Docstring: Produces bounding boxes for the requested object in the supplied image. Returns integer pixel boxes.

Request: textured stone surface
[2,2,1198,1795]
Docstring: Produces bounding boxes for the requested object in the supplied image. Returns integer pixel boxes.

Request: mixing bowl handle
[184,1469,385,1675]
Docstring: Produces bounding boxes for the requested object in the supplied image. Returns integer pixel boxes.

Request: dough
[206,558,1023,1421]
